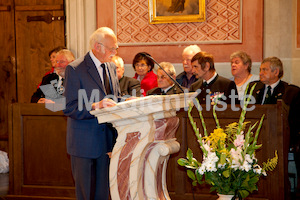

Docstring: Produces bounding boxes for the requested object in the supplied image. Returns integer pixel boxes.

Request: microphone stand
[141,53,185,93]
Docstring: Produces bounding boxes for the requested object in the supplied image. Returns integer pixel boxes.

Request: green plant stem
[188,102,208,155]
[194,99,208,137]
[252,115,265,147]
[213,102,220,129]
[237,84,256,135]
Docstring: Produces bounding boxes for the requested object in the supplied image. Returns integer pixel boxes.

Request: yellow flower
[205,128,227,150]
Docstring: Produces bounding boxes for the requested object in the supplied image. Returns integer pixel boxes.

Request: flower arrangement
[177,85,278,199]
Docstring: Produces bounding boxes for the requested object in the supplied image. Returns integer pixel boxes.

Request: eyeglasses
[56,60,67,64]
[157,75,168,79]
[135,63,148,68]
[183,59,192,63]
[98,43,119,52]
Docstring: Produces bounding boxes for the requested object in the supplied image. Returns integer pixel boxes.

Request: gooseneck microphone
[140,53,185,93]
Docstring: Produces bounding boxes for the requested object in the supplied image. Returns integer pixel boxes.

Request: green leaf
[249,176,259,185]
[187,148,193,162]
[177,158,189,166]
[187,170,196,181]
[191,158,200,168]
[192,180,198,186]
[195,171,203,184]
[220,153,226,165]
[238,189,250,199]
[223,170,230,178]
[248,184,258,193]
[241,175,250,188]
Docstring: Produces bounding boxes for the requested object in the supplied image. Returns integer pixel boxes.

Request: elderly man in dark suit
[147,62,184,95]
[63,27,120,200]
[147,62,182,96]
[176,45,200,89]
[112,55,141,97]
[248,57,289,104]
[248,56,299,138]
[31,49,75,103]
[248,57,300,184]
[189,52,238,105]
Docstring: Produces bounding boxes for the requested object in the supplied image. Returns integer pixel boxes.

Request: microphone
[140,53,185,93]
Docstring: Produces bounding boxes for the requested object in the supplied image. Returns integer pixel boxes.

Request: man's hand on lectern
[92,98,117,110]
[125,96,140,101]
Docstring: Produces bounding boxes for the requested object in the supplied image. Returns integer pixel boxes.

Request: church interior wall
[91,0,300,86]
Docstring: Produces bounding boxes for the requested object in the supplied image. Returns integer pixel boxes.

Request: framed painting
[148,0,206,24]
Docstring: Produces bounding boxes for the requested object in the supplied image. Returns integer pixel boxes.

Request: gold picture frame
[149,0,206,24]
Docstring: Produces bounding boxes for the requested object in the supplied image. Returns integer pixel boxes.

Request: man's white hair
[89,27,116,50]
[182,45,201,55]
[159,62,176,76]
[56,49,75,62]
[112,55,124,69]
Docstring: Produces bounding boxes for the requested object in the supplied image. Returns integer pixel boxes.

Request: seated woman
[230,51,259,100]
[132,52,157,96]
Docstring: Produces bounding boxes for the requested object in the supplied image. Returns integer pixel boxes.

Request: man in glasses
[147,62,184,95]
[63,27,120,200]
[31,49,75,103]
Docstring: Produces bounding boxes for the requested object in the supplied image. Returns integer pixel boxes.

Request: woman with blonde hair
[230,51,259,100]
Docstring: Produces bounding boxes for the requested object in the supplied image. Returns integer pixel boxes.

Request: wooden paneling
[8,103,290,199]
[15,0,63,6]
[8,103,75,199]
[0,0,65,153]
[15,5,63,11]
[15,8,65,103]
[0,1,16,152]
[0,6,11,11]
[167,103,289,200]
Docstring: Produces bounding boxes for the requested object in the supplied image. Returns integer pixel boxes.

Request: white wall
[263,0,300,86]
[65,0,96,58]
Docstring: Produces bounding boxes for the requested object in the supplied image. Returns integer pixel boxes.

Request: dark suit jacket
[283,85,300,146]
[189,74,238,104]
[146,84,184,95]
[31,73,60,103]
[248,80,288,104]
[248,80,300,148]
[119,76,141,97]
[63,53,120,159]
[176,71,198,89]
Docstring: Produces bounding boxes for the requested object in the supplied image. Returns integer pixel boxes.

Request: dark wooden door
[0,0,65,152]
[0,1,16,152]
[15,0,65,103]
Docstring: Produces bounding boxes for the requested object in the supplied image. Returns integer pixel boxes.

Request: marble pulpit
[90,93,196,200]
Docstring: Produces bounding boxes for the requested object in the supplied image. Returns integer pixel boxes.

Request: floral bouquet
[177,85,278,199]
